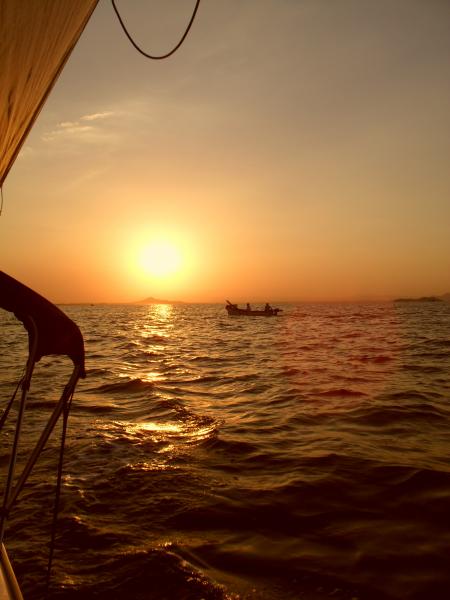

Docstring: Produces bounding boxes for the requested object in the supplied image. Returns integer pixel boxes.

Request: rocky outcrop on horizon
[394,293,450,303]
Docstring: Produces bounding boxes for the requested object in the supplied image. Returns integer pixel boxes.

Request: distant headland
[394,293,450,303]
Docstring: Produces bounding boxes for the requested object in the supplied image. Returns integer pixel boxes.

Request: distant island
[135,296,185,305]
[394,294,449,303]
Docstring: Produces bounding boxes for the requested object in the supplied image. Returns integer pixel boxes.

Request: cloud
[81,111,115,122]
[42,124,94,142]
[42,111,116,144]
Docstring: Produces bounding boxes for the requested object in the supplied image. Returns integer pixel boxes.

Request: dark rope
[44,386,75,598]
[0,186,4,216]
[0,374,25,432]
[111,0,201,60]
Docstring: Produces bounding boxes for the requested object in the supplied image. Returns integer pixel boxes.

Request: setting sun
[117,227,197,301]
[138,240,182,278]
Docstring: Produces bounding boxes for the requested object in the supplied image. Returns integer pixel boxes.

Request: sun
[138,239,182,278]
[122,229,194,293]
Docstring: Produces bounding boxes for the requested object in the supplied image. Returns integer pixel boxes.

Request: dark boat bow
[0,272,86,596]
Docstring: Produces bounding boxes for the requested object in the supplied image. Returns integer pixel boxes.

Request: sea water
[1,302,450,599]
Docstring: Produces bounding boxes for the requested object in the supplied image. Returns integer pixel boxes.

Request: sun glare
[138,239,182,278]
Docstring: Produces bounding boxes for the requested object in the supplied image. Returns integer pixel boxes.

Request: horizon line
[56,294,450,306]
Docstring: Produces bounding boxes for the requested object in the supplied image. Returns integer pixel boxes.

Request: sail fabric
[0,0,99,187]
[0,271,85,377]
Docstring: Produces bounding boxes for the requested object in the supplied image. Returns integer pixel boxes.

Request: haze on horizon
[1,0,449,304]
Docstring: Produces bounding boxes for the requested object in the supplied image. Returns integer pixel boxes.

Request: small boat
[225,300,282,316]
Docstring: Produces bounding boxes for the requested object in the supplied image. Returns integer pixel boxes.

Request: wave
[381,390,432,402]
[86,378,154,395]
[318,388,367,397]
[356,354,393,363]
[402,363,443,373]
[45,548,228,600]
[346,403,448,427]
[71,403,119,414]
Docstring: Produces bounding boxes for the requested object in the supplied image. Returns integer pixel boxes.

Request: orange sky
[1,0,450,303]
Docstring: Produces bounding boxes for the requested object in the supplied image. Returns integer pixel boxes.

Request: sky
[1,0,450,303]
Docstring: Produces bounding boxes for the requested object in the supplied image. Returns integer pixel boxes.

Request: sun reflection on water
[139,422,182,434]
[125,420,216,444]
[142,370,164,383]
[150,303,173,320]
[95,418,216,457]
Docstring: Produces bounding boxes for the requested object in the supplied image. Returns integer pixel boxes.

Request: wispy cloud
[42,111,116,143]
[81,111,115,122]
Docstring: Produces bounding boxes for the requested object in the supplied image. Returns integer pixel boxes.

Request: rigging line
[0,185,4,216]
[111,0,201,60]
[0,373,25,432]
[44,384,76,599]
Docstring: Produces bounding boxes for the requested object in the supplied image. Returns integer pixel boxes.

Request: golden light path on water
[100,302,216,470]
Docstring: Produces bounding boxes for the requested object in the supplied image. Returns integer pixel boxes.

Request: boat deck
[0,545,23,600]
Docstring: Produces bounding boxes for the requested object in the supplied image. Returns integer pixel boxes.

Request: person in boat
[264,303,272,312]
[246,303,251,311]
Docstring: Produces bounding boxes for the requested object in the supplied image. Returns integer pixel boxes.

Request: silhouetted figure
[246,303,251,312]
[264,303,272,312]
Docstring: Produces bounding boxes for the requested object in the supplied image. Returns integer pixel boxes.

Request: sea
[1,301,450,600]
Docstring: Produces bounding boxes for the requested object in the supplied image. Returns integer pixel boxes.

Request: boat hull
[226,306,281,316]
